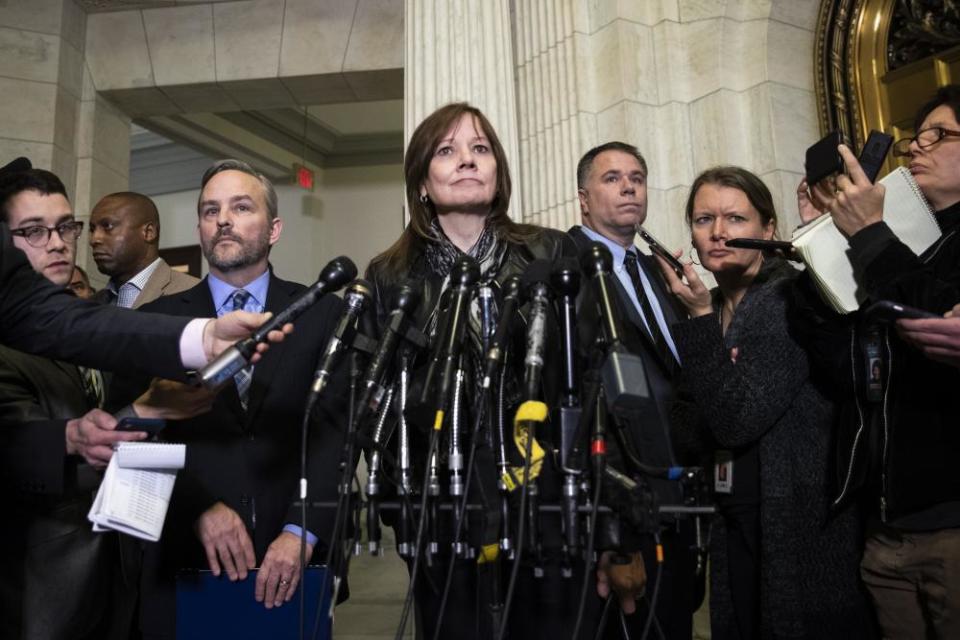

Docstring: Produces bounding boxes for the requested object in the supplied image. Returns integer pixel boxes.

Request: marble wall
[405,0,522,218]
[0,0,85,187]
[0,0,130,270]
[515,0,822,255]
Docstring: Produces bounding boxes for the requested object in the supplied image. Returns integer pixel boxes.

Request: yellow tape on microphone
[503,400,547,490]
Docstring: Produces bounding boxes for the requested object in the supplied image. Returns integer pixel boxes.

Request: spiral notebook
[88,442,186,542]
[792,167,940,313]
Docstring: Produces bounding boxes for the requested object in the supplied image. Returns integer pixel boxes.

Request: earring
[688,246,701,267]
[419,193,429,204]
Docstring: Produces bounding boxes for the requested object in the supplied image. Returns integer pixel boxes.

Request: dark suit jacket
[0,346,92,495]
[0,345,129,639]
[121,272,347,556]
[0,223,190,377]
[110,271,348,634]
[567,226,685,504]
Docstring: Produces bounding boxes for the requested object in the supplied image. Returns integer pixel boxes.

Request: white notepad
[792,167,940,313]
[88,442,186,542]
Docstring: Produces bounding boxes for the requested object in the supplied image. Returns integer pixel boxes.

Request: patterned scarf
[422,216,508,412]
[423,216,506,282]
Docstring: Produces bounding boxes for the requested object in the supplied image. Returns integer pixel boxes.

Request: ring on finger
[279,578,290,586]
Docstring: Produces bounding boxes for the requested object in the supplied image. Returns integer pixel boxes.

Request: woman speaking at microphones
[363,102,573,639]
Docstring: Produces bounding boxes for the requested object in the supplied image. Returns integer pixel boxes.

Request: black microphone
[579,243,624,347]
[552,257,582,562]
[355,282,421,427]
[482,274,523,388]
[418,256,480,425]
[579,242,652,413]
[193,255,357,390]
[521,259,554,401]
[551,257,580,406]
[311,279,372,396]
[478,284,498,355]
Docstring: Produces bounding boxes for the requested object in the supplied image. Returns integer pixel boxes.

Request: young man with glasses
[0,168,146,638]
[804,85,960,638]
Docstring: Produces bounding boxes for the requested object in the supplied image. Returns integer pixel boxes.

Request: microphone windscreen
[580,241,613,276]
[500,273,523,302]
[392,279,420,312]
[551,257,581,297]
[450,255,480,286]
[318,256,358,288]
[521,258,553,291]
[346,278,373,299]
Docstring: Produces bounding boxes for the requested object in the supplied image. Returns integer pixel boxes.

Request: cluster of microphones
[192,241,700,576]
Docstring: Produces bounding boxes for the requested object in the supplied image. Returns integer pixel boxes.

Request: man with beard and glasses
[110,159,348,639]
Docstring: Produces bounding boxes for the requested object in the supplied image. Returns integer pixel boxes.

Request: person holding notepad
[801,85,960,639]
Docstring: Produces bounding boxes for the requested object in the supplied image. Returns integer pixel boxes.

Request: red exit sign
[294,164,314,191]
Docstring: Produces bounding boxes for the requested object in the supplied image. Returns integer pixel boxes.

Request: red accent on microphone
[591,439,606,456]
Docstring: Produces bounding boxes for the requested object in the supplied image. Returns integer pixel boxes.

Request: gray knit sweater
[670,259,875,639]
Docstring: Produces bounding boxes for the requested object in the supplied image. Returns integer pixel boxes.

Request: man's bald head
[89,191,162,284]
[98,192,160,227]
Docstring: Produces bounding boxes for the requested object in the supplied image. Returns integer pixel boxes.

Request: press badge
[863,329,884,403]
[714,450,733,494]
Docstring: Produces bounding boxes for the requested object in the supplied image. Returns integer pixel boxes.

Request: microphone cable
[570,463,604,640]
[309,361,360,640]
[430,382,491,640]
[495,411,536,640]
[298,389,318,640]
[393,425,442,640]
[639,533,665,640]
[593,595,615,640]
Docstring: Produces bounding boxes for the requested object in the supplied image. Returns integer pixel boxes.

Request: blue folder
[176,566,332,639]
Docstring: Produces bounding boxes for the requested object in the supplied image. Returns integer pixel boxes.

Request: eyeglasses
[10,220,84,247]
[892,126,960,157]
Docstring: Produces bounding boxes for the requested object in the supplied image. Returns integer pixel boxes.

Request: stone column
[0,0,86,194]
[560,0,821,253]
[0,0,130,276]
[405,0,523,219]
[512,0,589,230]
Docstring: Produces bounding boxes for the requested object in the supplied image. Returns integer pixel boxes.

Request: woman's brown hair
[370,102,539,276]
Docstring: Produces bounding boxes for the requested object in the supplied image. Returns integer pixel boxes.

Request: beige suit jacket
[94,259,200,309]
[132,260,199,309]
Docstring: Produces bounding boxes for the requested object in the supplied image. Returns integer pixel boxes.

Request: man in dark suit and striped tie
[114,159,347,639]
[566,142,697,639]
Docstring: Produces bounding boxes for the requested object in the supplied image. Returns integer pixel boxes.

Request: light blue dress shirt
[579,225,680,363]
[208,270,269,316]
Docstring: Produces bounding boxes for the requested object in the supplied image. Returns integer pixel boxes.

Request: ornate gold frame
[814,0,894,148]
[816,0,960,172]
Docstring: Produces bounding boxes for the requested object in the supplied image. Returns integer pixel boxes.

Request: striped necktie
[230,289,253,409]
